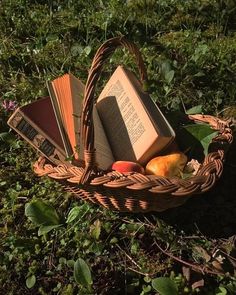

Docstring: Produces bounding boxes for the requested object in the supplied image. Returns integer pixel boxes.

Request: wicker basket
[33,36,233,212]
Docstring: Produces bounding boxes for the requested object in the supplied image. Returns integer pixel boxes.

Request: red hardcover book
[7,96,67,165]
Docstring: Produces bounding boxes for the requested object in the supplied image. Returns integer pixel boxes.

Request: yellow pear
[145,152,187,177]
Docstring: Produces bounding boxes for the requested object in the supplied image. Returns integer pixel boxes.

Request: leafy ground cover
[1,0,236,294]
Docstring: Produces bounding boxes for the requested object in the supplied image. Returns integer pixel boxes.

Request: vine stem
[154,240,228,277]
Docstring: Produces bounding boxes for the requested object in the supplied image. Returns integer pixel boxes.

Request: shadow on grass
[156,136,236,239]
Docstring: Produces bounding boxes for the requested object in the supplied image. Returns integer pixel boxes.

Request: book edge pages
[47,80,73,160]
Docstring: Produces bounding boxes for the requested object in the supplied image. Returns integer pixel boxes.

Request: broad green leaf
[179,123,218,157]
[161,60,172,75]
[66,206,81,223]
[83,46,91,56]
[131,241,139,255]
[183,124,218,156]
[144,276,152,283]
[216,286,227,295]
[25,199,61,226]
[110,237,118,244]
[59,257,67,265]
[46,34,59,42]
[194,72,205,77]
[74,258,93,287]
[90,219,101,240]
[152,277,178,295]
[67,259,75,268]
[142,285,152,293]
[26,274,36,289]
[164,85,171,95]
[185,105,203,115]
[66,203,91,223]
[38,224,62,236]
[165,70,175,84]
[88,242,103,255]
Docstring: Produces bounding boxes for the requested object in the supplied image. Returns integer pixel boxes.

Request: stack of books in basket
[7,65,175,172]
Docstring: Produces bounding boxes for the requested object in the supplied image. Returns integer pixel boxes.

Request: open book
[47,74,84,160]
[96,65,175,165]
[47,73,114,169]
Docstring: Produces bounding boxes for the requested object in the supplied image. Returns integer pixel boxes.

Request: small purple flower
[1,99,18,111]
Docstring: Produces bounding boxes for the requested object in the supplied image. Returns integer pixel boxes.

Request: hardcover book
[96,65,175,165]
[7,96,67,166]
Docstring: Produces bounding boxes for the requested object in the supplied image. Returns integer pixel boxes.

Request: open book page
[124,69,175,138]
[96,66,175,165]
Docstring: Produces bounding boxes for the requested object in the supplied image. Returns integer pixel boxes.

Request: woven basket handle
[80,36,148,183]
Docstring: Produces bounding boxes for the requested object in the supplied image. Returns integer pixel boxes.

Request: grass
[0,0,236,294]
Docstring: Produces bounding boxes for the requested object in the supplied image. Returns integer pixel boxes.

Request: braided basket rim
[33,113,233,199]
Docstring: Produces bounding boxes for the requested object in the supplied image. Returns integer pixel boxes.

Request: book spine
[8,111,66,166]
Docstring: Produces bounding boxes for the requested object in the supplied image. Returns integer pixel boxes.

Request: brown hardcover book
[96,65,175,165]
[7,96,67,165]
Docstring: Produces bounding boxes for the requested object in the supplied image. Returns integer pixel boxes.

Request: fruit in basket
[145,152,187,177]
[111,161,145,174]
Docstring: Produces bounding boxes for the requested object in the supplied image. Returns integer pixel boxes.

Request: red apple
[111,161,145,174]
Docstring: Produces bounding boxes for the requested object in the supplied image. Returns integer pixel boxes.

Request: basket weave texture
[33,36,233,212]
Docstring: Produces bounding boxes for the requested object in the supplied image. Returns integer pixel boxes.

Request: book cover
[7,96,67,165]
